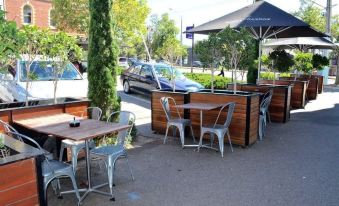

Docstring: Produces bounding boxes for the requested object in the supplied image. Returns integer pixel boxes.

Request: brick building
[2,0,55,29]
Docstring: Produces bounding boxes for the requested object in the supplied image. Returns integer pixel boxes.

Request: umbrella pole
[257,39,262,85]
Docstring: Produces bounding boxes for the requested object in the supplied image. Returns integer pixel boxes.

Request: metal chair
[59,107,102,173]
[8,131,80,205]
[160,97,196,148]
[198,102,235,157]
[258,90,273,140]
[90,111,135,201]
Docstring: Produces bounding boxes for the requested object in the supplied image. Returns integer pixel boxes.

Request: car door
[138,65,157,94]
[126,65,141,92]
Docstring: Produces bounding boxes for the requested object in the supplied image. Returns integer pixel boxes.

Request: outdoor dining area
[0,0,338,205]
[0,100,136,205]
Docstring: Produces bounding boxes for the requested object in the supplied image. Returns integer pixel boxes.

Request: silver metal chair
[198,102,235,157]
[259,90,273,140]
[90,111,135,201]
[160,97,196,148]
[8,131,80,205]
[59,107,102,173]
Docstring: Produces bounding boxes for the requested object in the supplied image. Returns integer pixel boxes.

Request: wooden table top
[13,113,131,141]
[175,103,223,111]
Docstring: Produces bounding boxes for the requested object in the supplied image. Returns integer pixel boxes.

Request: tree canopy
[52,0,150,55]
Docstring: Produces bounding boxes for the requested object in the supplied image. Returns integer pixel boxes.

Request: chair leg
[258,116,263,141]
[216,132,224,158]
[107,157,115,199]
[163,124,170,144]
[71,146,80,174]
[227,131,233,152]
[267,111,271,123]
[210,133,215,147]
[68,174,81,202]
[198,131,204,152]
[189,125,196,143]
[59,143,65,161]
[179,125,185,148]
[125,154,135,181]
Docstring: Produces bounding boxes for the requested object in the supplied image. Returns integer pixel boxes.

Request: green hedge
[184,73,233,89]
[260,72,291,80]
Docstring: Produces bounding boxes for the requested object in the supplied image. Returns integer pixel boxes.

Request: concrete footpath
[49,86,339,206]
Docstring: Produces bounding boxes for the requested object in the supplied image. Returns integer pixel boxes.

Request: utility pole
[180,16,183,68]
[326,0,332,37]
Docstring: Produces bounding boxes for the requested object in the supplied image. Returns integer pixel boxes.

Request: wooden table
[13,113,131,203]
[175,103,223,149]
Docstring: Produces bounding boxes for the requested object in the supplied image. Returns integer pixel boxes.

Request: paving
[48,86,339,206]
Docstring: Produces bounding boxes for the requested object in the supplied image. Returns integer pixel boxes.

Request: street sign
[186,26,194,39]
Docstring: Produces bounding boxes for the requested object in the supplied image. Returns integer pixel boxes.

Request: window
[23,5,32,24]
[140,65,153,77]
[49,9,57,28]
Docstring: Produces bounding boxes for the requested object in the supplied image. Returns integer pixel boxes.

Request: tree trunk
[54,80,58,104]
[335,56,339,85]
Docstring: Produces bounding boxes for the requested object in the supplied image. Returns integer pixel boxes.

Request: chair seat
[202,124,228,131]
[42,160,73,177]
[91,145,124,156]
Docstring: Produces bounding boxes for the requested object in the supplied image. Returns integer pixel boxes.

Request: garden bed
[227,83,291,123]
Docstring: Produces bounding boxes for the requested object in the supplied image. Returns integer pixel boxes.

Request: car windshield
[20,61,82,81]
[154,65,185,79]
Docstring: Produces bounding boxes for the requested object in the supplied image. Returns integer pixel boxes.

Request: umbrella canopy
[187,1,328,83]
[263,37,337,51]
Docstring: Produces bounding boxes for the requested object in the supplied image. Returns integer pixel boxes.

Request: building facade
[3,0,55,29]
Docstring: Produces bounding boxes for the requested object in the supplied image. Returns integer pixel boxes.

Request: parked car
[0,59,88,102]
[192,61,203,67]
[120,63,204,95]
[118,57,129,69]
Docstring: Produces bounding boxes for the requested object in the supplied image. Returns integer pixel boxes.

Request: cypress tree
[88,0,120,118]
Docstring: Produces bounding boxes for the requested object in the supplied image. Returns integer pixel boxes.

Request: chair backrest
[214,102,236,128]
[107,111,136,146]
[160,97,181,121]
[0,120,22,141]
[82,107,102,120]
[260,90,273,113]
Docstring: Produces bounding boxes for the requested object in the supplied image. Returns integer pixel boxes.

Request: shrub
[260,72,275,80]
[185,73,233,89]
[247,65,258,84]
[312,54,329,70]
[294,52,313,74]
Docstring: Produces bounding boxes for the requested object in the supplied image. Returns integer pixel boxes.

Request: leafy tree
[43,32,83,103]
[150,14,186,62]
[0,10,21,73]
[312,54,329,70]
[195,39,215,71]
[88,0,119,118]
[330,46,339,85]
[294,0,339,39]
[52,0,150,55]
[268,50,294,72]
[294,52,313,74]
[18,26,49,106]
[218,27,256,93]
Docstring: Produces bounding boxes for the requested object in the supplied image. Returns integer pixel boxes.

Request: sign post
[186,25,194,73]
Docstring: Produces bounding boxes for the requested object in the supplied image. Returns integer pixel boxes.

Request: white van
[0,59,88,102]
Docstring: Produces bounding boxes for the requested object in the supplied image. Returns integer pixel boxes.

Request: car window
[140,65,153,77]
[154,65,185,79]
[130,65,141,74]
[20,61,82,81]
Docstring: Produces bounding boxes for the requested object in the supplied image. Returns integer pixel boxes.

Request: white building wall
[0,0,3,10]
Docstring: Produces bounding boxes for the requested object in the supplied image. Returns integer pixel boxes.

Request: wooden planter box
[260,80,307,109]
[292,74,324,94]
[227,83,291,123]
[279,77,318,100]
[189,90,259,147]
[0,136,44,206]
[151,90,189,135]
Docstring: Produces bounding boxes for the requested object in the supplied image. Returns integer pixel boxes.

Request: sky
[148,0,339,45]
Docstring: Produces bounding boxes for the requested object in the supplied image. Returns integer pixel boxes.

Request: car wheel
[123,80,131,94]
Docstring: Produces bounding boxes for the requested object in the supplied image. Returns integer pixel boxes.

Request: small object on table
[69,117,80,127]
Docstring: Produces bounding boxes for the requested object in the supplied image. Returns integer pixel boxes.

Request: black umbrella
[187,1,328,83]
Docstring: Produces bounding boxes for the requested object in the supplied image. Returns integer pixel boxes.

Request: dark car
[192,61,203,67]
[121,63,204,95]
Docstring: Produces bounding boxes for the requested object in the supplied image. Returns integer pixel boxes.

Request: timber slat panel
[189,92,259,146]
[228,84,291,123]
[0,158,39,206]
[279,77,318,100]
[260,80,306,109]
